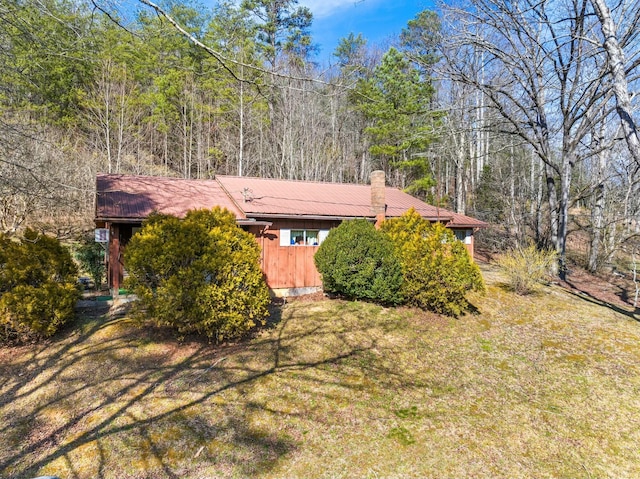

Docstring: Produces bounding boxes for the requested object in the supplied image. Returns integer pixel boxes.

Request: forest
[1,0,639,277]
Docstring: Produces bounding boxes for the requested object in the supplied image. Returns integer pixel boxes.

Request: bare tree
[441,0,619,278]
[0,115,94,236]
[589,0,640,168]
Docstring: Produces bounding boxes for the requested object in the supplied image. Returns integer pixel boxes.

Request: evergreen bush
[74,236,106,289]
[314,219,403,304]
[124,208,270,342]
[0,230,80,343]
[382,209,485,316]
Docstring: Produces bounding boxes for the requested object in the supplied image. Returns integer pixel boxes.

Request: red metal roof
[95,173,486,228]
[449,212,489,228]
[216,176,452,221]
[96,174,245,221]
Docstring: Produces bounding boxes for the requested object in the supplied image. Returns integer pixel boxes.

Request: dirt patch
[559,266,637,311]
[282,291,327,303]
[474,248,497,265]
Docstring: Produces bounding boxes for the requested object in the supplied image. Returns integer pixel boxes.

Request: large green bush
[0,230,80,342]
[124,208,270,342]
[382,209,485,316]
[314,219,403,304]
[74,236,106,290]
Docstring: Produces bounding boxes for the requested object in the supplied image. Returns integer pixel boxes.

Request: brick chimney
[370,170,386,228]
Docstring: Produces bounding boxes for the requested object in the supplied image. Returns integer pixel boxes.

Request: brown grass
[1,264,640,478]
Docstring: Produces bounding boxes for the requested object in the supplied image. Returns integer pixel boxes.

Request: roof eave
[449,223,489,229]
[245,213,456,223]
[94,216,146,224]
[237,219,272,227]
[95,216,268,226]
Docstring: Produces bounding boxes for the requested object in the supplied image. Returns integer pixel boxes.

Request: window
[293,229,319,245]
[280,228,330,246]
[454,229,472,244]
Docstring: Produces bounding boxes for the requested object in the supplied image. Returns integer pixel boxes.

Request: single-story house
[95,171,487,296]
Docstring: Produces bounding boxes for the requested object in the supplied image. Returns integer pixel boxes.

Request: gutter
[94,217,146,224]
[94,216,273,228]
[245,213,454,223]
[237,219,272,227]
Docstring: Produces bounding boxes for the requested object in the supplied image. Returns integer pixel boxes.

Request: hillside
[1,264,639,478]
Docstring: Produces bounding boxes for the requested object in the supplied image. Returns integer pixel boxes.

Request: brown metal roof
[448,212,489,228]
[95,173,487,228]
[95,174,245,221]
[216,175,452,221]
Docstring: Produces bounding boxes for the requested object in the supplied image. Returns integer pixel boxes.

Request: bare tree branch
[589,0,640,169]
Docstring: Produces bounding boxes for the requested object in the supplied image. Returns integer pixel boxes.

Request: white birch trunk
[590,0,640,167]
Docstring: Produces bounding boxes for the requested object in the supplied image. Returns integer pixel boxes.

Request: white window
[319,229,330,243]
[454,229,472,244]
[280,228,329,246]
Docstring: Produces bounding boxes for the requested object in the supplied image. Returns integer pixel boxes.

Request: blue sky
[129,0,434,64]
[300,0,435,64]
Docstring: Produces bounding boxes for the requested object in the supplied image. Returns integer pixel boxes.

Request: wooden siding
[106,222,135,292]
[105,219,478,293]
[107,223,120,291]
[254,219,340,290]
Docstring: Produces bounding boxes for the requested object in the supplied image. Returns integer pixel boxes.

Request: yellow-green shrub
[0,230,80,343]
[124,208,270,342]
[382,209,485,316]
[497,243,558,294]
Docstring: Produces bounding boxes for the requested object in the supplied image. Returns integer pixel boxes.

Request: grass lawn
[1,264,640,478]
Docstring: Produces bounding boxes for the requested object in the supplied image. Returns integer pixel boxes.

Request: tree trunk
[455,131,466,213]
[588,126,607,272]
[456,158,465,213]
[536,156,545,245]
[509,145,518,241]
[557,155,574,280]
[590,0,640,168]
[546,164,559,252]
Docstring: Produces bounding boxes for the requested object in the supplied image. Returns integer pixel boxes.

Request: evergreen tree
[1,0,96,124]
[240,0,315,68]
[400,9,442,74]
[334,33,368,77]
[352,48,440,197]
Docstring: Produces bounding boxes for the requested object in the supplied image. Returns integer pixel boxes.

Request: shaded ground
[559,266,638,312]
[1,265,640,478]
[476,248,638,313]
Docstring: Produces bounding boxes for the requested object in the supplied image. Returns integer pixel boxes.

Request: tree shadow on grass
[0,299,414,479]
[563,279,639,322]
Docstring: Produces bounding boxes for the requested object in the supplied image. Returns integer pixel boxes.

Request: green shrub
[0,230,80,343]
[74,237,106,290]
[123,208,270,342]
[382,209,485,316]
[497,243,558,294]
[314,219,403,304]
